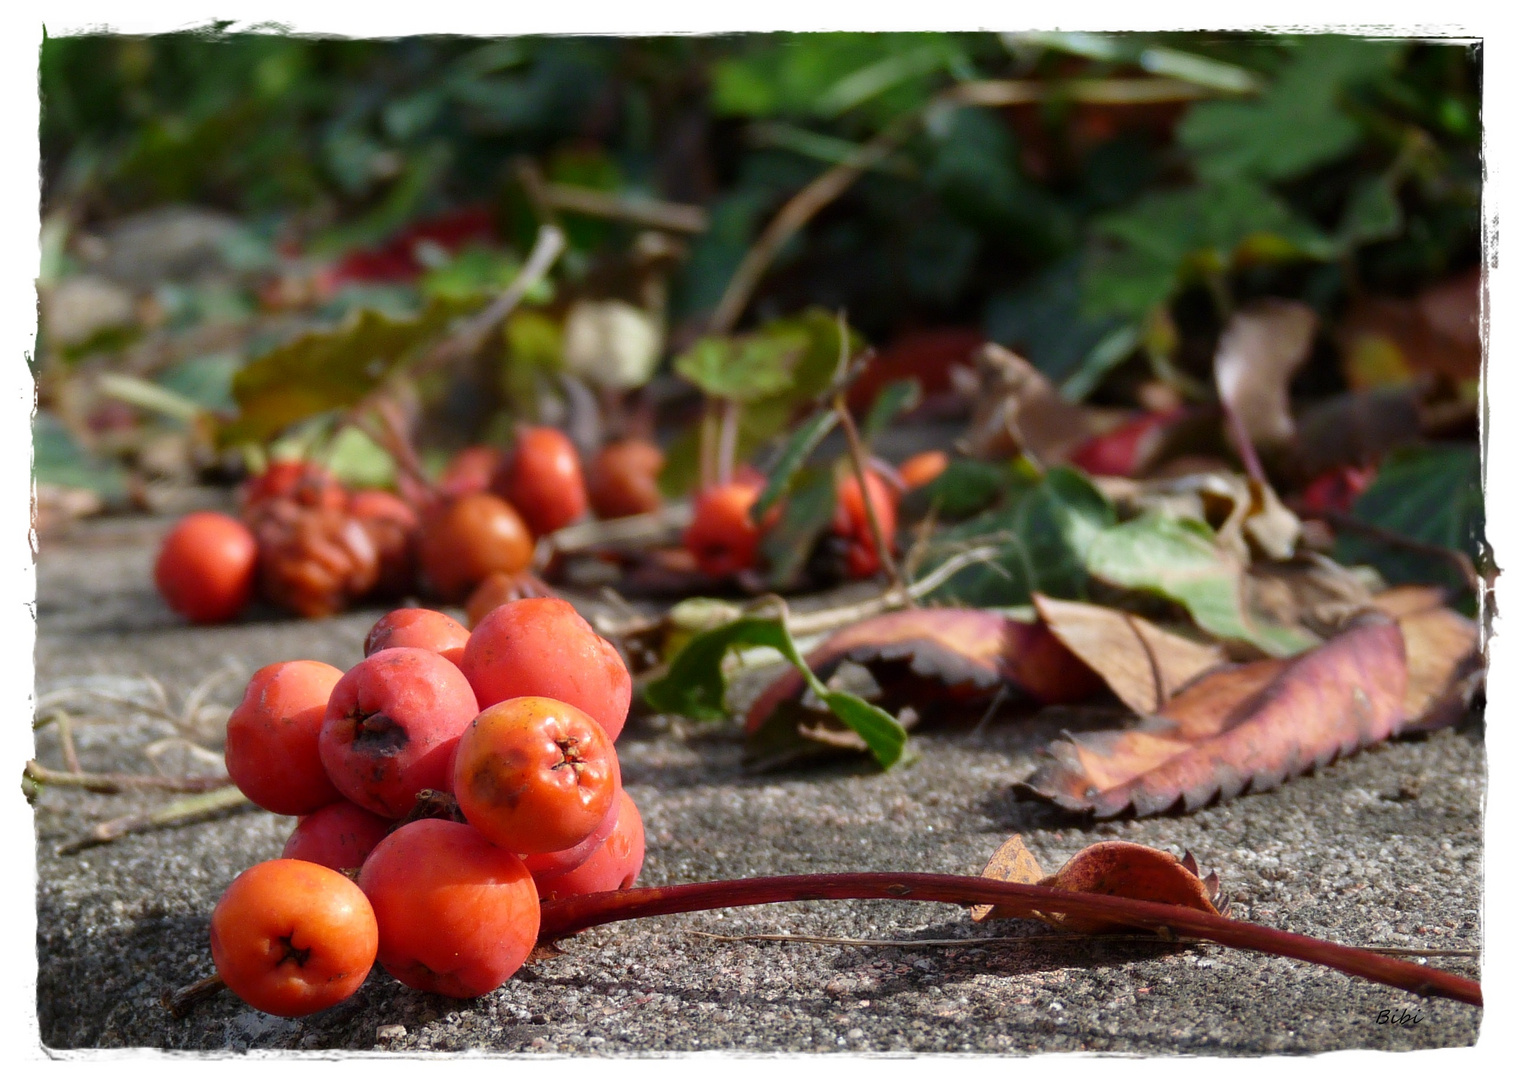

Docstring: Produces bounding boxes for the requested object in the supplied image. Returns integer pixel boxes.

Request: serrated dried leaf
[1020,614,1407,817]
[976,839,1225,933]
[743,608,1102,735]
[1032,594,1226,715]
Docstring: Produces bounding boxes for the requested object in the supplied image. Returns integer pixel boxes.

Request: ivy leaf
[901,457,1026,522]
[1083,180,1336,320]
[643,610,908,769]
[920,465,1114,607]
[1336,444,1484,595]
[218,295,478,447]
[1179,37,1404,184]
[1085,513,1317,657]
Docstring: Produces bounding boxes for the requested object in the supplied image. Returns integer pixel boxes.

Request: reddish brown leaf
[743,608,1102,734]
[1033,594,1226,715]
[1019,615,1408,817]
[976,838,1226,933]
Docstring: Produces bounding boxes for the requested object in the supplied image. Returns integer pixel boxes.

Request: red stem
[537,872,1480,1007]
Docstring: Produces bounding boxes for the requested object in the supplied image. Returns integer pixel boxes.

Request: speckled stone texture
[33,511,1483,1054]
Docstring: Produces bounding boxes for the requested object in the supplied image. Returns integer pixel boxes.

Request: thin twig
[537,180,708,234]
[681,928,1479,958]
[683,929,1201,949]
[835,390,910,602]
[423,223,567,368]
[1324,511,1481,595]
[58,786,250,855]
[708,122,911,335]
[24,760,233,795]
[538,872,1481,1006]
[162,973,226,1019]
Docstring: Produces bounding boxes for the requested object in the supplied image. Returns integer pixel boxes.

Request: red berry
[534,789,645,900]
[153,512,258,624]
[683,479,764,578]
[348,489,419,600]
[225,660,344,816]
[461,598,632,742]
[898,450,949,490]
[358,819,539,999]
[832,470,898,579]
[453,696,621,854]
[238,460,346,515]
[415,492,534,603]
[493,426,588,536]
[437,445,503,499]
[319,647,480,818]
[210,859,378,1018]
[364,608,470,667]
[587,439,664,519]
[282,801,392,873]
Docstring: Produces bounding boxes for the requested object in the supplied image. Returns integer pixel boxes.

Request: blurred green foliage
[42,30,1480,396]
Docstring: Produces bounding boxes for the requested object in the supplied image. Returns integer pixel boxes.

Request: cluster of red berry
[154,428,666,624]
[682,449,947,581]
[210,596,642,1017]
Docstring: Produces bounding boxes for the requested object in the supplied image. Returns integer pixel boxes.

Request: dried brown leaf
[970,834,1046,921]
[1393,604,1482,732]
[1214,299,1318,447]
[1032,595,1226,715]
[977,839,1225,933]
[1019,614,1408,817]
[744,608,1102,735]
[960,343,1106,463]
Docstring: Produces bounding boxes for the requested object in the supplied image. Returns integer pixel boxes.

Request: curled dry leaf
[1214,299,1318,448]
[1372,589,1482,733]
[1020,614,1407,817]
[960,343,1108,464]
[1032,594,1226,715]
[743,607,1103,735]
[974,837,1226,934]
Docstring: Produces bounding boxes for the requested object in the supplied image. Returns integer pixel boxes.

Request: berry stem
[833,392,910,603]
[536,872,1481,1007]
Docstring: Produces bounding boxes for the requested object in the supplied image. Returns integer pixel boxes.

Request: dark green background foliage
[42,31,1480,386]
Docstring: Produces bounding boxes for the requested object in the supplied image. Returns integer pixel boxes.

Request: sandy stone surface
[31,510,1484,1055]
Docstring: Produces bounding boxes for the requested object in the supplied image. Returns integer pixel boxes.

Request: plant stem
[834,393,910,602]
[537,872,1481,1007]
[58,786,250,855]
[24,759,233,795]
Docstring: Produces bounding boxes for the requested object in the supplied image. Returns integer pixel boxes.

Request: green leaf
[674,335,798,403]
[759,467,837,590]
[901,457,1024,522]
[32,412,128,501]
[1179,37,1404,184]
[1337,173,1405,249]
[754,409,838,520]
[985,255,1127,386]
[861,379,922,442]
[1083,180,1335,320]
[921,466,1114,606]
[1086,513,1316,657]
[219,295,480,447]
[1336,444,1484,595]
[643,611,908,769]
